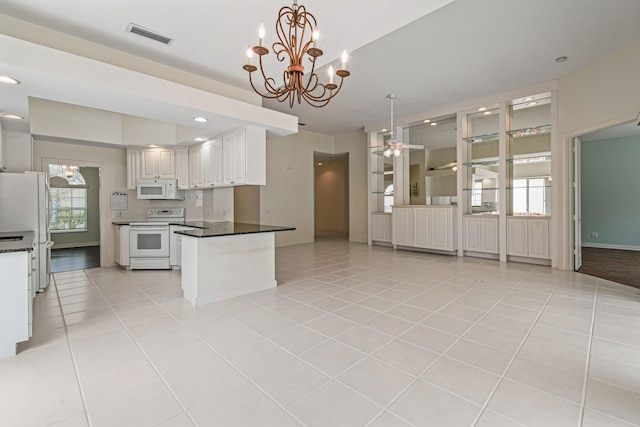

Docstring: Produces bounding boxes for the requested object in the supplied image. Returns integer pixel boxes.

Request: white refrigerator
[0,172,53,294]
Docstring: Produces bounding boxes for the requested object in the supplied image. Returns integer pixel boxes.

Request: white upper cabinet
[221,127,265,187]
[212,139,223,187]
[175,148,189,190]
[126,126,267,190]
[189,144,204,189]
[126,148,140,189]
[140,148,176,180]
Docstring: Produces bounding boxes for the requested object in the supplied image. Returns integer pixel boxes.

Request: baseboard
[582,243,640,252]
[52,242,100,249]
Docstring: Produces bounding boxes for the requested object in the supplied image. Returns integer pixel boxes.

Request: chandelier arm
[257,54,289,97]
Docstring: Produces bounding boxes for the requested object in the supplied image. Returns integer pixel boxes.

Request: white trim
[581,243,640,252]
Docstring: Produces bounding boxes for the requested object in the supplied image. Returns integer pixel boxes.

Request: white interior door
[573,137,582,270]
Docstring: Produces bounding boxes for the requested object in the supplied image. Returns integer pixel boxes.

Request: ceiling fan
[381,94,424,158]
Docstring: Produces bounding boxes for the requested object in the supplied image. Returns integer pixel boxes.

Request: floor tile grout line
[470,277,561,427]
[80,270,198,426]
[363,271,539,426]
[51,271,92,427]
[578,279,599,427]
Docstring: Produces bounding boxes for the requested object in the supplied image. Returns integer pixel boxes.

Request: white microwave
[137,179,184,200]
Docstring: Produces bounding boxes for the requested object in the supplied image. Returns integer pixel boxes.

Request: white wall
[335,130,368,243]
[261,130,333,246]
[2,130,31,172]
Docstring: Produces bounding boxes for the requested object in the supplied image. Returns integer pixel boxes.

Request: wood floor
[579,246,640,289]
[51,246,100,273]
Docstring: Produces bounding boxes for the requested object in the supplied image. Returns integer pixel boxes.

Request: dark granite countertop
[0,230,35,253]
[174,221,295,238]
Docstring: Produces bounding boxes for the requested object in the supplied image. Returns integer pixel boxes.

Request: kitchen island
[175,222,295,306]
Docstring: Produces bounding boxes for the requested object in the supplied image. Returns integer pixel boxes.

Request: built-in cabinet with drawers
[463,215,499,254]
[507,217,550,260]
[367,91,555,266]
[392,205,457,252]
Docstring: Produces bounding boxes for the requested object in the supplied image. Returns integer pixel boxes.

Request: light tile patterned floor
[2,240,640,426]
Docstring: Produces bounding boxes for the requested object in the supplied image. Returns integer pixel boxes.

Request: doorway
[314,152,349,241]
[573,120,640,287]
[47,163,101,272]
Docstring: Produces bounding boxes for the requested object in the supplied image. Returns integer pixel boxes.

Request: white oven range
[129,208,185,270]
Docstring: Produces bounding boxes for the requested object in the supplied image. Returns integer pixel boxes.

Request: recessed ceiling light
[430,122,437,126]
[148,144,159,148]
[193,117,208,123]
[527,101,539,107]
[193,137,207,142]
[423,119,431,123]
[478,107,487,112]
[482,111,492,115]
[555,56,568,63]
[523,97,535,102]
[1,113,24,120]
[381,128,388,132]
[0,76,20,85]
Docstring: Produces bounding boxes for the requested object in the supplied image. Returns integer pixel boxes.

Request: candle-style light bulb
[246,45,253,65]
[328,65,334,84]
[258,23,265,46]
[341,50,348,70]
[312,27,319,48]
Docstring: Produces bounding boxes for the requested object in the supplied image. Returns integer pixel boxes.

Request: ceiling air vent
[127,23,173,45]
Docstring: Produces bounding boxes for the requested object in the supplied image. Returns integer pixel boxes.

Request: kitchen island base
[181,232,277,306]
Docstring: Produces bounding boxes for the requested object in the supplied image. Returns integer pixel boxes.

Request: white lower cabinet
[392,207,413,246]
[463,216,499,254]
[114,225,130,266]
[0,250,30,359]
[507,217,550,260]
[392,206,457,252]
[371,213,392,243]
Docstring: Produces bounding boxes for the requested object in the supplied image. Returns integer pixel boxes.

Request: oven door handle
[130,226,168,232]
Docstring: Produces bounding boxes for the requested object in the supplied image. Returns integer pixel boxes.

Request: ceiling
[1,0,640,140]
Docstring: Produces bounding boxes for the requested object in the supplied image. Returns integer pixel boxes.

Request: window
[472,180,483,207]
[383,184,394,213]
[513,177,550,216]
[49,165,88,232]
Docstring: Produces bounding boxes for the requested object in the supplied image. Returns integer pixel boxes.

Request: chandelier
[243,0,350,108]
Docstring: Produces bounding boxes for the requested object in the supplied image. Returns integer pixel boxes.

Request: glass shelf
[506,155,551,163]
[463,160,500,167]
[507,124,551,138]
[506,185,551,190]
[462,132,500,143]
[463,187,500,191]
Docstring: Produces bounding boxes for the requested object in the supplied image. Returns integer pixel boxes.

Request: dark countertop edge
[175,223,296,238]
[0,230,35,253]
